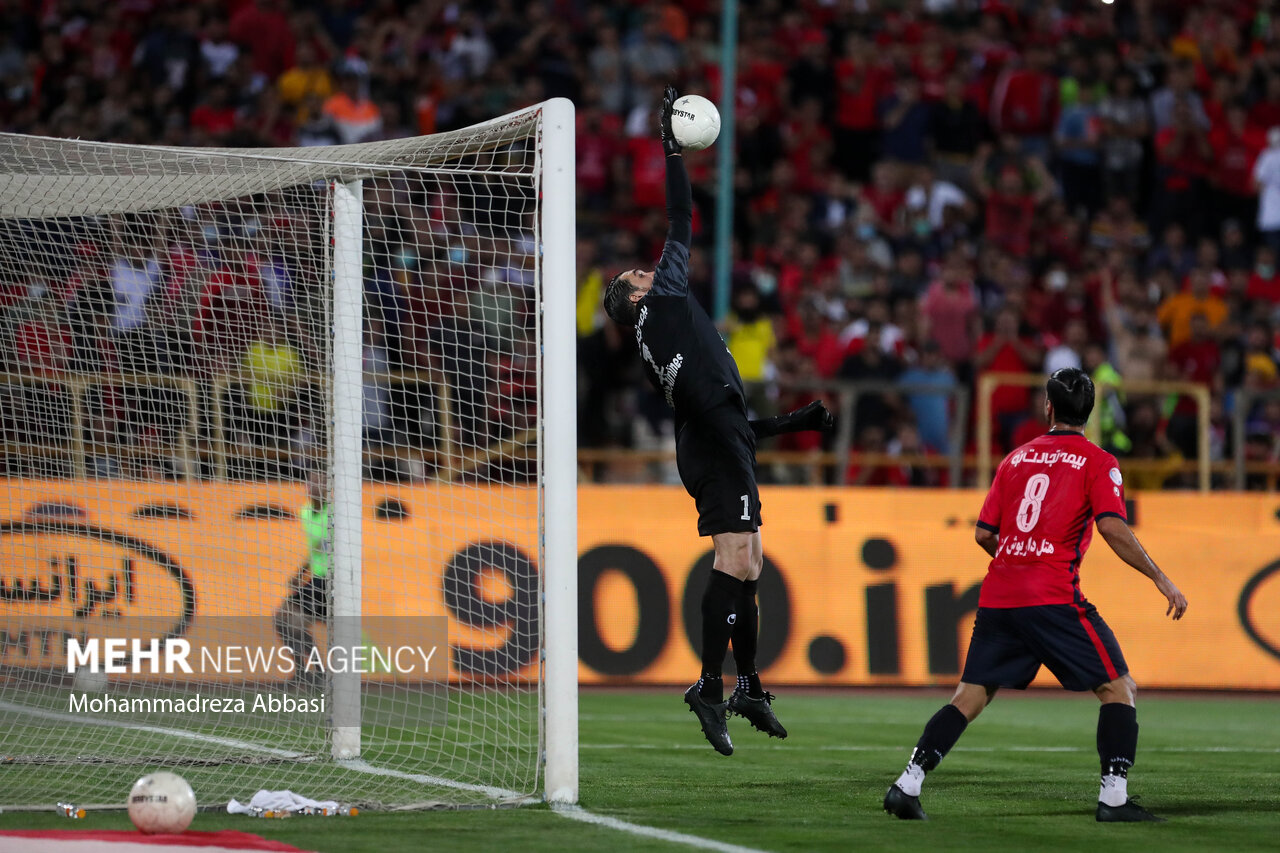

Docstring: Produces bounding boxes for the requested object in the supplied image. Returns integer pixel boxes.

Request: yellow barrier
[2,482,1278,689]
[976,373,1212,491]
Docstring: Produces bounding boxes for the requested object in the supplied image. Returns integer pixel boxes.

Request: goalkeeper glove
[749,400,836,439]
[660,84,682,156]
[796,400,836,432]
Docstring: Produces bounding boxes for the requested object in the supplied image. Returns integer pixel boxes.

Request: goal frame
[0,97,578,808]
[538,97,579,805]
[325,99,578,804]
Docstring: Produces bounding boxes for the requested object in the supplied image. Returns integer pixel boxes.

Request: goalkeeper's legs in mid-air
[724,530,788,741]
[685,528,790,756]
[679,403,787,756]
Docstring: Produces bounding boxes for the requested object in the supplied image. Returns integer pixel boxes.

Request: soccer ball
[128,771,196,834]
[670,95,721,151]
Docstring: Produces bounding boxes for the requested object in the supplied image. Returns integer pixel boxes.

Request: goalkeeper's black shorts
[285,574,329,621]
[676,400,762,537]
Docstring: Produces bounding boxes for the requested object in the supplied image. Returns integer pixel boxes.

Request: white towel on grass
[226,789,340,815]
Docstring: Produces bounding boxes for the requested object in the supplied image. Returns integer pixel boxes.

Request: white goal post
[0,99,576,809]
[539,97,579,806]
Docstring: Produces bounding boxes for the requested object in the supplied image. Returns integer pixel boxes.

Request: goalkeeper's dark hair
[1046,367,1095,426]
[603,271,640,326]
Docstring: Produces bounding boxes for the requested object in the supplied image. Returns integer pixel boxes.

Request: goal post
[330,178,364,763]
[539,97,578,806]
[0,99,576,809]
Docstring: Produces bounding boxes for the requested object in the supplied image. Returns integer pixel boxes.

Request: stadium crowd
[0,0,1278,488]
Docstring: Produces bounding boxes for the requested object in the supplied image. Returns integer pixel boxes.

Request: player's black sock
[1097,703,1138,776]
[698,570,742,702]
[910,704,969,772]
[895,704,968,797]
[731,580,761,696]
[1097,703,1138,806]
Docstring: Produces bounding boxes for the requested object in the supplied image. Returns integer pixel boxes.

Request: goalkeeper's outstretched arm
[750,401,836,439]
[664,146,692,248]
[651,85,692,298]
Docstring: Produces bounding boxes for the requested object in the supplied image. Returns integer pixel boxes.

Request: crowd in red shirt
[0,0,1278,488]
[573,0,1280,489]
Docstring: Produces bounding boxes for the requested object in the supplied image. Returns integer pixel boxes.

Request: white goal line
[0,699,309,760]
[0,699,516,800]
[551,804,770,853]
[0,698,531,792]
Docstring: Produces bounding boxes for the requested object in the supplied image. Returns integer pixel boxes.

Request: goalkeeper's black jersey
[634,240,746,429]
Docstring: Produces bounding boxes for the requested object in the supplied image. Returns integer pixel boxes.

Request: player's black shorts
[961,603,1128,692]
[676,400,761,537]
[283,573,329,621]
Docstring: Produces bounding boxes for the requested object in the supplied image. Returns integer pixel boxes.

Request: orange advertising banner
[1,481,1278,689]
[0,481,521,683]
[577,487,1280,691]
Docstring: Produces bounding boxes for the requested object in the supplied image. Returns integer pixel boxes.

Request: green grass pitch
[2,689,1277,852]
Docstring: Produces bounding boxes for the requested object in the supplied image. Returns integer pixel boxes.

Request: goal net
[0,100,577,810]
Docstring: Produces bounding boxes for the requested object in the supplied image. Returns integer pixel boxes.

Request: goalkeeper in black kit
[604,86,835,755]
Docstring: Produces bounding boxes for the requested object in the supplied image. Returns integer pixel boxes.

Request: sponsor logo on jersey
[635,305,683,410]
[996,536,1057,558]
[1008,449,1087,470]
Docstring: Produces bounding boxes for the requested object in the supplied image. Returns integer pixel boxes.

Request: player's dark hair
[1046,367,1095,426]
[603,271,639,326]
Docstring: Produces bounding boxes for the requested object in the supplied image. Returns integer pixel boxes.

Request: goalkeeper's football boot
[1096,798,1166,822]
[728,688,788,739]
[683,683,733,755]
[883,784,928,820]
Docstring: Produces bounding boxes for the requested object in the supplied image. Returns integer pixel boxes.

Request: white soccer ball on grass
[128,771,196,834]
[670,94,721,151]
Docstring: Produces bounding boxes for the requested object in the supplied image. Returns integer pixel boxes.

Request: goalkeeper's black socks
[735,672,764,698]
[731,580,762,695]
[698,570,742,702]
[1097,703,1138,807]
[695,675,724,704]
[895,704,969,796]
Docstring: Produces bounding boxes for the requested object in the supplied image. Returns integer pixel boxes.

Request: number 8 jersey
[976,431,1128,608]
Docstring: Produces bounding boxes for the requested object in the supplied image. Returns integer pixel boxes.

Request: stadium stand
[0,0,1277,489]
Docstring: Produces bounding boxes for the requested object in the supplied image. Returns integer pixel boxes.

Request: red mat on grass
[0,830,313,853]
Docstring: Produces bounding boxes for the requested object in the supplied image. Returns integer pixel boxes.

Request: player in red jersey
[883,367,1188,822]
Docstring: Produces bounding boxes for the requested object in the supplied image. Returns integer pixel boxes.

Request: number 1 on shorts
[740,494,750,520]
